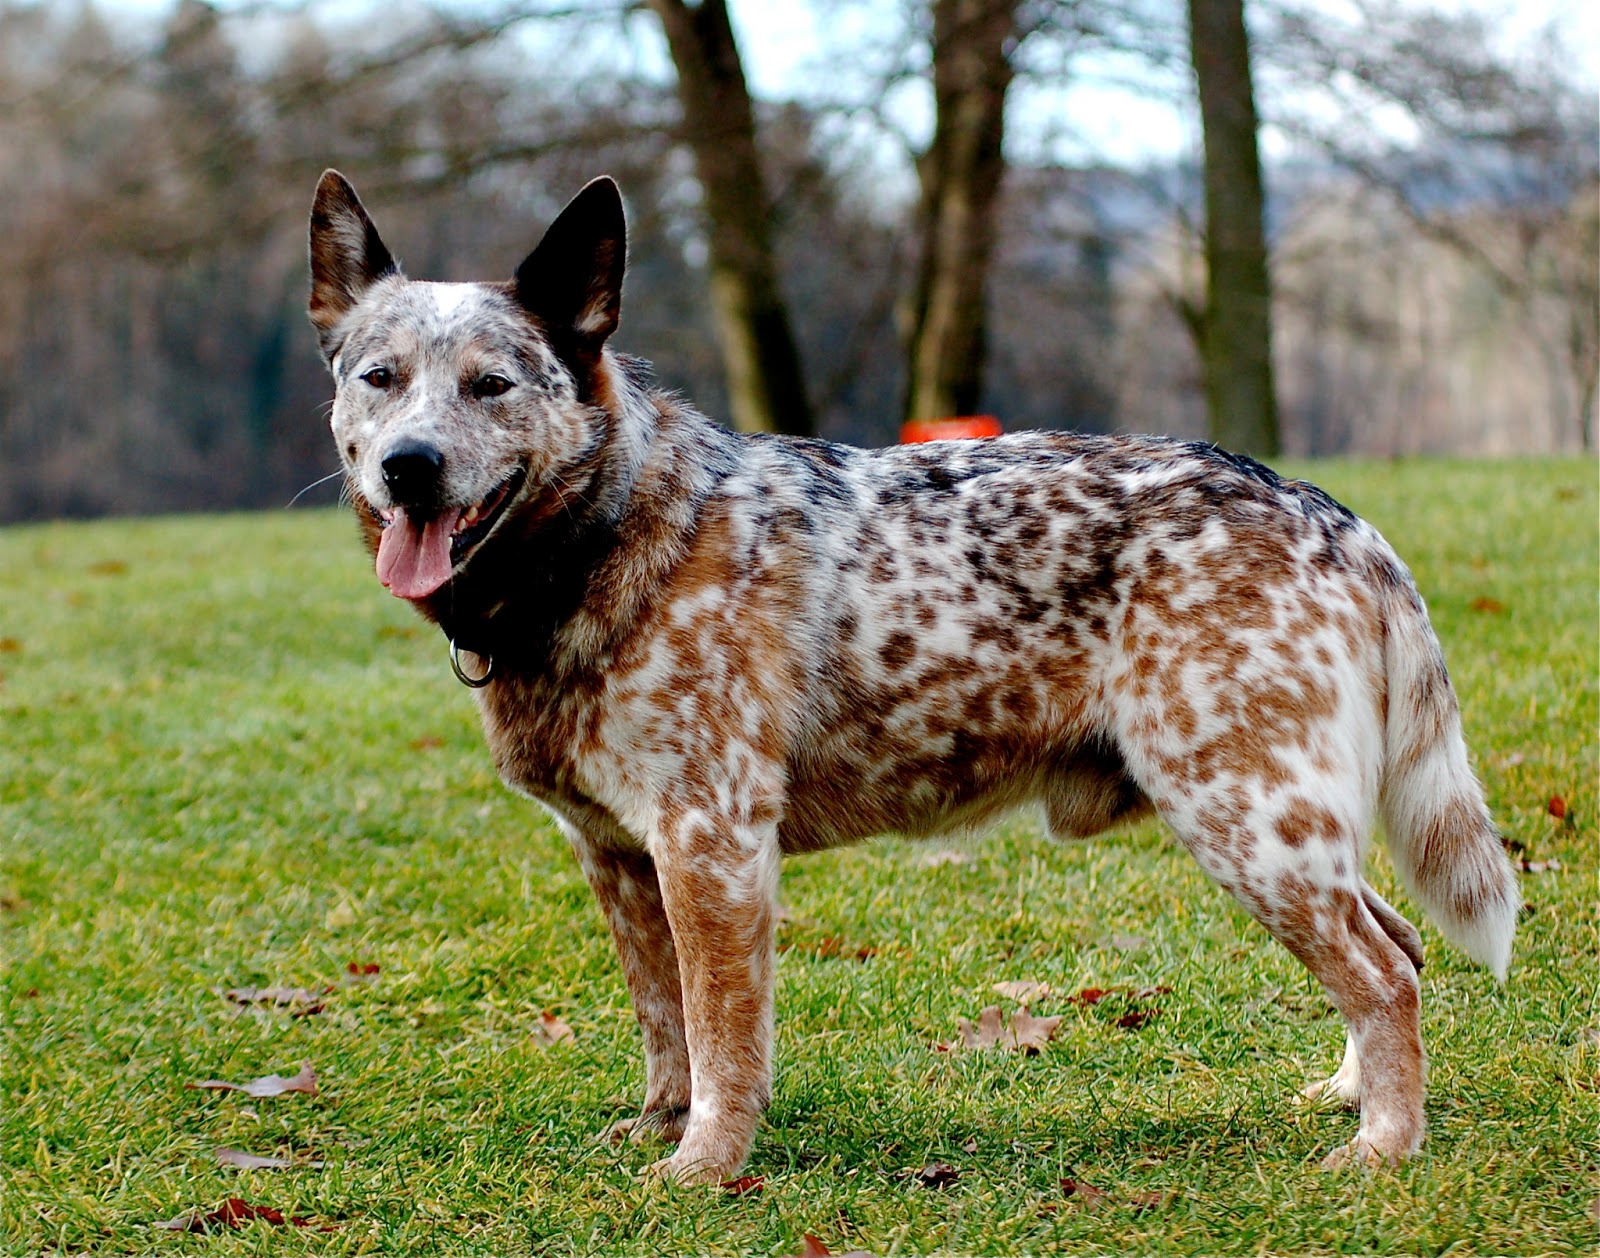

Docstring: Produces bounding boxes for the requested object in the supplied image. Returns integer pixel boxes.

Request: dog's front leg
[645,813,780,1185]
[559,823,692,1144]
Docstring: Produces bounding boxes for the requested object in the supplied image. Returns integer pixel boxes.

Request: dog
[307,170,1519,1184]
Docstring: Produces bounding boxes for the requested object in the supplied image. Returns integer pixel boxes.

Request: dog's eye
[473,373,514,400]
[361,366,394,390]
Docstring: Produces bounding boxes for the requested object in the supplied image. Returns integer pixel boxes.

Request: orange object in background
[898,415,1002,443]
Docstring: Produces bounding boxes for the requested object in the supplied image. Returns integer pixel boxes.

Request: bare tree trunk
[902,0,1017,423]
[1188,0,1280,455]
[649,0,812,437]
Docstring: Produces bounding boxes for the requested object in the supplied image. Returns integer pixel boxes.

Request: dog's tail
[1373,552,1519,978]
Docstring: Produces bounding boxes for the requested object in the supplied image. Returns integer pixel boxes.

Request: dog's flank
[308,170,1520,1183]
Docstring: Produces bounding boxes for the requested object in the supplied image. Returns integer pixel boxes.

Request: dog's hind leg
[1168,788,1425,1168]
[560,821,692,1146]
[1302,883,1424,1111]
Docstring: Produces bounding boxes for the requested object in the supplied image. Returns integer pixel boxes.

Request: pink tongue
[375,506,463,600]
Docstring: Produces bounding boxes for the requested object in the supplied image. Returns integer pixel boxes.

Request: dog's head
[307,171,626,602]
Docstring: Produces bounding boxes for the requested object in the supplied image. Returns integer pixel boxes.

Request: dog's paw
[641,1152,727,1187]
[1318,1138,1393,1171]
[1300,1074,1361,1111]
[601,1107,688,1147]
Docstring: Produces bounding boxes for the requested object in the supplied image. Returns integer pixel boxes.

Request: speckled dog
[307,171,1519,1183]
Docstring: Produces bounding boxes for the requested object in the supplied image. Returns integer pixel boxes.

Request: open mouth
[447,465,526,567]
[372,465,527,601]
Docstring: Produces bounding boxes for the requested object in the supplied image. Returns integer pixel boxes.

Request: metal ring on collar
[449,640,494,688]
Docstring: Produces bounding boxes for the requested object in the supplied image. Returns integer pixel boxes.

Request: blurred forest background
[0,0,1594,523]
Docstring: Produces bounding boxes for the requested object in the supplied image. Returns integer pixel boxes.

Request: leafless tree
[1186,0,1279,455]
[900,0,1021,422]
[647,0,814,436]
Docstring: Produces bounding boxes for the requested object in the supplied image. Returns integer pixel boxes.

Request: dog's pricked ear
[514,177,626,352]
[308,169,399,361]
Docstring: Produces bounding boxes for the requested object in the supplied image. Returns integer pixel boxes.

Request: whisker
[548,470,597,521]
[286,469,347,508]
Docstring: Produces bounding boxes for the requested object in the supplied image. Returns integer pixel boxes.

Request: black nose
[380,438,445,504]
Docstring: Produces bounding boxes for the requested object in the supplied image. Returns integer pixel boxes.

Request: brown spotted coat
[308,172,1520,1182]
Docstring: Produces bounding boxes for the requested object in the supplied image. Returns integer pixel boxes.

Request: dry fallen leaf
[151,1197,333,1232]
[1051,1176,1173,1215]
[187,1064,318,1099]
[992,980,1053,1004]
[215,1147,323,1171]
[0,638,20,654]
[530,1011,574,1046]
[910,1161,961,1189]
[721,1175,765,1196]
[777,935,880,961]
[1058,1177,1112,1210]
[956,1005,1064,1054]
[794,1236,873,1258]
[1469,596,1507,614]
[1548,794,1567,819]
[1124,1187,1176,1213]
[222,985,327,1008]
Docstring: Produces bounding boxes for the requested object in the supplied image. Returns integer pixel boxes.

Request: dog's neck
[421,355,738,681]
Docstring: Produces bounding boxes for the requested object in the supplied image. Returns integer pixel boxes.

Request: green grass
[2,457,1595,1256]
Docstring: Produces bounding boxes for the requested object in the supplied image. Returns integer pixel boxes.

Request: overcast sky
[104,0,1597,164]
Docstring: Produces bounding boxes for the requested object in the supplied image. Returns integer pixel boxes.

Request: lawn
[1,457,1595,1256]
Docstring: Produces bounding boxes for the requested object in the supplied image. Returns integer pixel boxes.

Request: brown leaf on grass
[222,985,327,1008]
[1068,987,1113,1005]
[1124,1188,1176,1213]
[215,1147,324,1171]
[777,934,880,962]
[956,1005,1063,1054]
[344,961,380,983]
[152,1197,337,1233]
[409,735,444,751]
[908,1161,961,1189]
[1058,1177,1112,1210]
[1548,794,1567,819]
[795,1236,873,1258]
[1050,1176,1172,1214]
[1469,596,1506,614]
[992,980,1053,1004]
[87,559,128,575]
[1116,1008,1158,1030]
[187,1064,318,1098]
[530,1011,574,1046]
[153,1197,288,1231]
[0,638,21,653]
[720,1174,765,1196]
